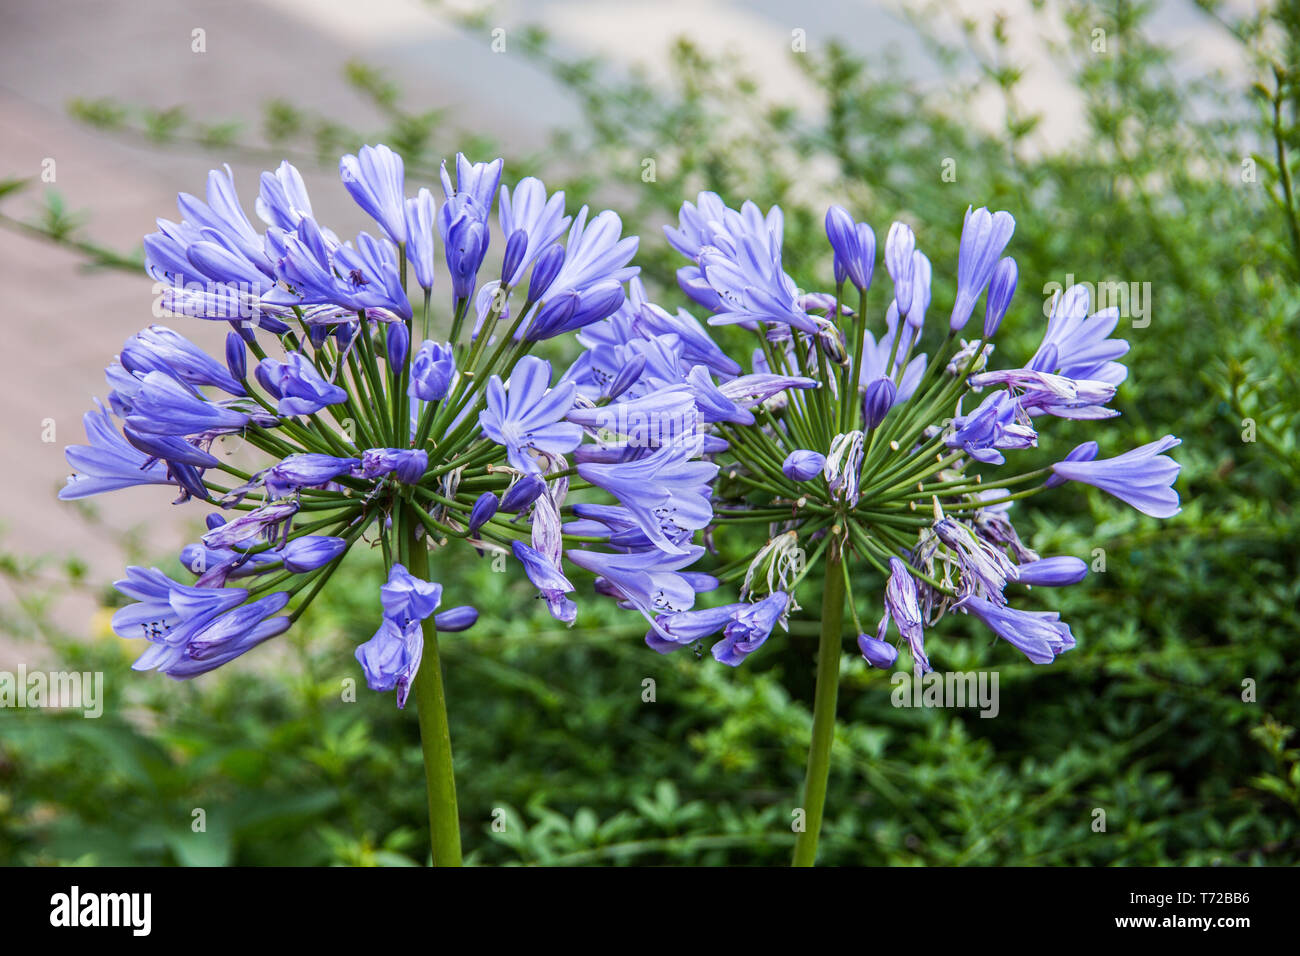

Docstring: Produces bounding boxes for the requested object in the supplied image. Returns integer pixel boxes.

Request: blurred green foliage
[1,0,1298,865]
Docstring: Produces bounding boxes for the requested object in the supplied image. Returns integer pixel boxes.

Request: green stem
[792,543,846,867]
[403,504,463,866]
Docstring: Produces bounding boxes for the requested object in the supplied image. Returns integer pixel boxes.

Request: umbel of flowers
[601,192,1177,865]
[61,147,813,866]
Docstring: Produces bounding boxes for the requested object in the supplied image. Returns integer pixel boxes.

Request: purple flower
[959,594,1076,664]
[782,449,826,482]
[112,566,249,650]
[933,515,1018,605]
[1015,556,1088,587]
[441,153,504,218]
[825,205,876,291]
[434,606,478,632]
[879,558,929,673]
[340,144,407,244]
[499,474,545,513]
[278,535,348,573]
[203,502,300,550]
[862,377,898,430]
[858,631,899,669]
[257,352,347,416]
[1028,284,1129,384]
[543,207,639,299]
[950,207,1016,332]
[404,188,437,290]
[512,540,576,624]
[884,222,916,316]
[225,332,247,382]
[568,385,699,451]
[256,160,314,231]
[409,340,456,401]
[566,545,710,631]
[478,356,582,475]
[498,177,570,286]
[264,221,411,318]
[359,448,428,485]
[643,604,738,653]
[527,243,566,300]
[712,591,789,666]
[259,454,359,498]
[468,492,499,537]
[1049,435,1181,518]
[984,257,1017,338]
[970,368,1117,420]
[381,563,443,626]
[386,320,409,371]
[141,592,291,679]
[577,437,718,554]
[439,196,490,300]
[524,280,627,340]
[355,617,423,708]
[123,371,249,437]
[121,326,245,396]
[60,400,174,500]
[945,391,1037,465]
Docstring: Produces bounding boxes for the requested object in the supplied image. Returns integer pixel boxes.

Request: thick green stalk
[403,504,463,866]
[792,543,846,867]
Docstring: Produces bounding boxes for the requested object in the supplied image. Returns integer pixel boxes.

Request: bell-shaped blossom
[950,207,1016,331]
[1028,284,1129,384]
[959,595,1076,664]
[825,205,876,291]
[577,437,717,554]
[340,144,407,244]
[711,591,789,666]
[256,160,314,231]
[1014,556,1088,587]
[1050,435,1181,518]
[358,448,428,485]
[256,352,347,416]
[60,401,174,500]
[498,177,570,286]
[123,370,250,437]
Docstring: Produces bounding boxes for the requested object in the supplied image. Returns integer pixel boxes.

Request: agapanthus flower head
[66,145,744,709]
[656,192,1178,676]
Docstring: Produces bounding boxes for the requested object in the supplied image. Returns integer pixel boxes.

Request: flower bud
[225,332,247,382]
[386,320,410,371]
[468,492,498,537]
[1014,556,1088,587]
[984,256,1018,339]
[434,605,479,632]
[862,377,897,430]
[528,243,565,302]
[501,228,528,287]
[500,474,545,513]
[782,449,826,482]
[857,633,898,669]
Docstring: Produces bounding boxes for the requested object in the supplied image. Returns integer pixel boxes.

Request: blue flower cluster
[63,146,811,700]
[635,192,1181,673]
